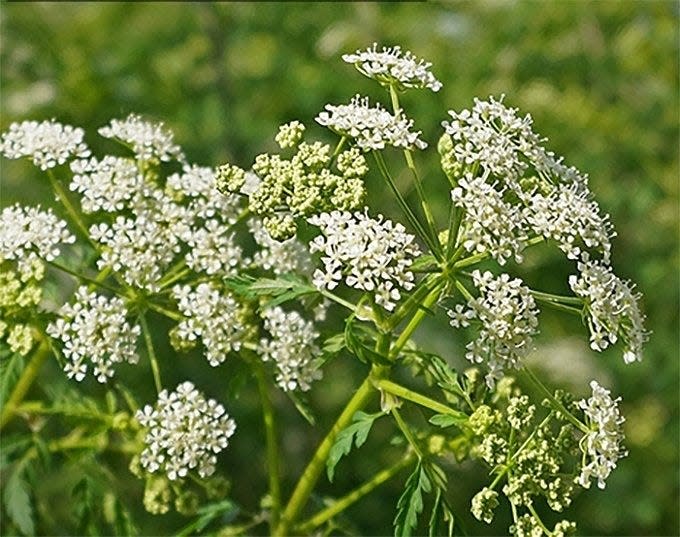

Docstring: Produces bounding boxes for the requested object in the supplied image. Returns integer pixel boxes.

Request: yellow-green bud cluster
[0,266,44,356]
[215,163,246,194]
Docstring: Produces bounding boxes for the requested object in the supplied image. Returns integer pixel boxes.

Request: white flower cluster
[69,156,144,213]
[448,271,539,387]
[451,174,528,265]
[576,380,627,490]
[98,114,184,163]
[259,307,322,392]
[316,95,427,151]
[248,219,312,276]
[172,283,248,367]
[46,286,140,382]
[569,258,648,363]
[308,210,421,311]
[342,44,442,92]
[0,119,90,170]
[136,381,236,480]
[0,204,75,274]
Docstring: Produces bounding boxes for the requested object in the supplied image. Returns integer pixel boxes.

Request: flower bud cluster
[448,271,539,387]
[47,286,140,382]
[316,95,427,151]
[308,210,421,311]
[342,44,442,92]
[0,267,43,356]
[0,119,90,170]
[259,307,322,392]
[136,381,236,481]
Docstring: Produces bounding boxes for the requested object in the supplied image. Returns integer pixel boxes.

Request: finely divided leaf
[326,411,383,482]
[224,274,316,307]
[4,465,34,536]
[393,462,431,537]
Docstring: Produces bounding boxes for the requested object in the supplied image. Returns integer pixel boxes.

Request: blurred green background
[1,2,678,536]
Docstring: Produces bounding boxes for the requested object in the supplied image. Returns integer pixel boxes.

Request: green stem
[446,203,462,260]
[46,260,125,296]
[252,357,282,530]
[46,170,95,247]
[0,338,50,430]
[527,503,553,536]
[319,289,357,313]
[147,302,184,322]
[389,282,443,358]
[387,274,442,331]
[392,407,425,459]
[530,290,582,305]
[453,236,545,269]
[295,451,415,533]
[373,379,468,424]
[453,278,475,303]
[140,314,163,394]
[523,368,588,433]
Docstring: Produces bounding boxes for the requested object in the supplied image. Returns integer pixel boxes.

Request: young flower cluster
[171,283,249,367]
[316,95,427,151]
[0,119,90,170]
[448,271,539,387]
[136,382,236,480]
[219,129,367,240]
[98,113,185,163]
[0,267,43,356]
[576,380,627,490]
[258,307,322,392]
[46,286,140,382]
[0,204,75,276]
[342,44,442,92]
[569,258,648,363]
[308,210,421,311]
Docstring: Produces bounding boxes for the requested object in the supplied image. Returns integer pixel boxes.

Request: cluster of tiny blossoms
[47,286,140,382]
[248,219,313,276]
[576,380,627,489]
[342,43,442,92]
[259,307,322,392]
[136,382,236,481]
[0,119,90,170]
[316,95,427,152]
[308,210,420,311]
[448,271,539,387]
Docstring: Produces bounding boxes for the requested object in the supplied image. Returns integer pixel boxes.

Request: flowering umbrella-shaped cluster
[171,283,249,367]
[0,119,90,170]
[248,219,313,276]
[448,271,539,387]
[46,286,140,382]
[342,44,442,92]
[316,95,427,152]
[259,307,322,392]
[576,380,627,489]
[136,382,236,481]
[308,210,420,311]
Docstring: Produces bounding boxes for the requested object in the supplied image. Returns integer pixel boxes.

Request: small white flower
[249,219,312,276]
[308,210,421,311]
[316,95,427,151]
[343,44,442,92]
[0,119,90,170]
[259,307,322,392]
[46,286,140,383]
[98,114,184,163]
[576,380,627,490]
[135,382,236,480]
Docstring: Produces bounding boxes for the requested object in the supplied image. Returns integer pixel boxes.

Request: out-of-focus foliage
[1,2,677,536]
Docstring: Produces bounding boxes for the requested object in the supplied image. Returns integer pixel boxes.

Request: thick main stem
[390,282,444,359]
[374,379,468,423]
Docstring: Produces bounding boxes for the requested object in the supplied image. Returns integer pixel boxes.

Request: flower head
[576,380,627,489]
[308,210,421,311]
[342,44,442,92]
[316,95,427,151]
[98,114,184,163]
[47,287,140,382]
[0,119,90,170]
[136,382,236,480]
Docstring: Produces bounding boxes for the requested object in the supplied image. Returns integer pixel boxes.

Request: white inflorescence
[451,174,528,265]
[46,286,140,383]
[0,119,90,170]
[136,381,236,481]
[316,95,427,151]
[308,210,421,311]
[342,44,442,92]
[0,204,75,274]
[448,271,540,387]
[248,219,313,276]
[98,114,185,163]
[259,307,322,392]
[569,258,648,363]
[172,283,248,367]
[576,380,627,490]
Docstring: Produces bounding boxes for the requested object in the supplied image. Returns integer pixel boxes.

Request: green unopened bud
[174,490,199,516]
[263,214,297,241]
[8,324,33,356]
[336,147,368,178]
[275,120,305,149]
[143,475,172,515]
[216,163,246,194]
[471,487,499,524]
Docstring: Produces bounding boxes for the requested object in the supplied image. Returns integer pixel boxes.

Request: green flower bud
[216,163,246,194]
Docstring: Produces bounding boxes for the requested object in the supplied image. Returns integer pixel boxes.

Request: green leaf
[322,333,346,355]
[428,414,465,429]
[224,274,316,307]
[393,462,431,537]
[176,499,238,536]
[344,316,391,365]
[326,411,383,482]
[0,352,25,406]
[287,391,316,426]
[4,464,34,536]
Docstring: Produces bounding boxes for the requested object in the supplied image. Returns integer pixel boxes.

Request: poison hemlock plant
[0,44,648,536]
